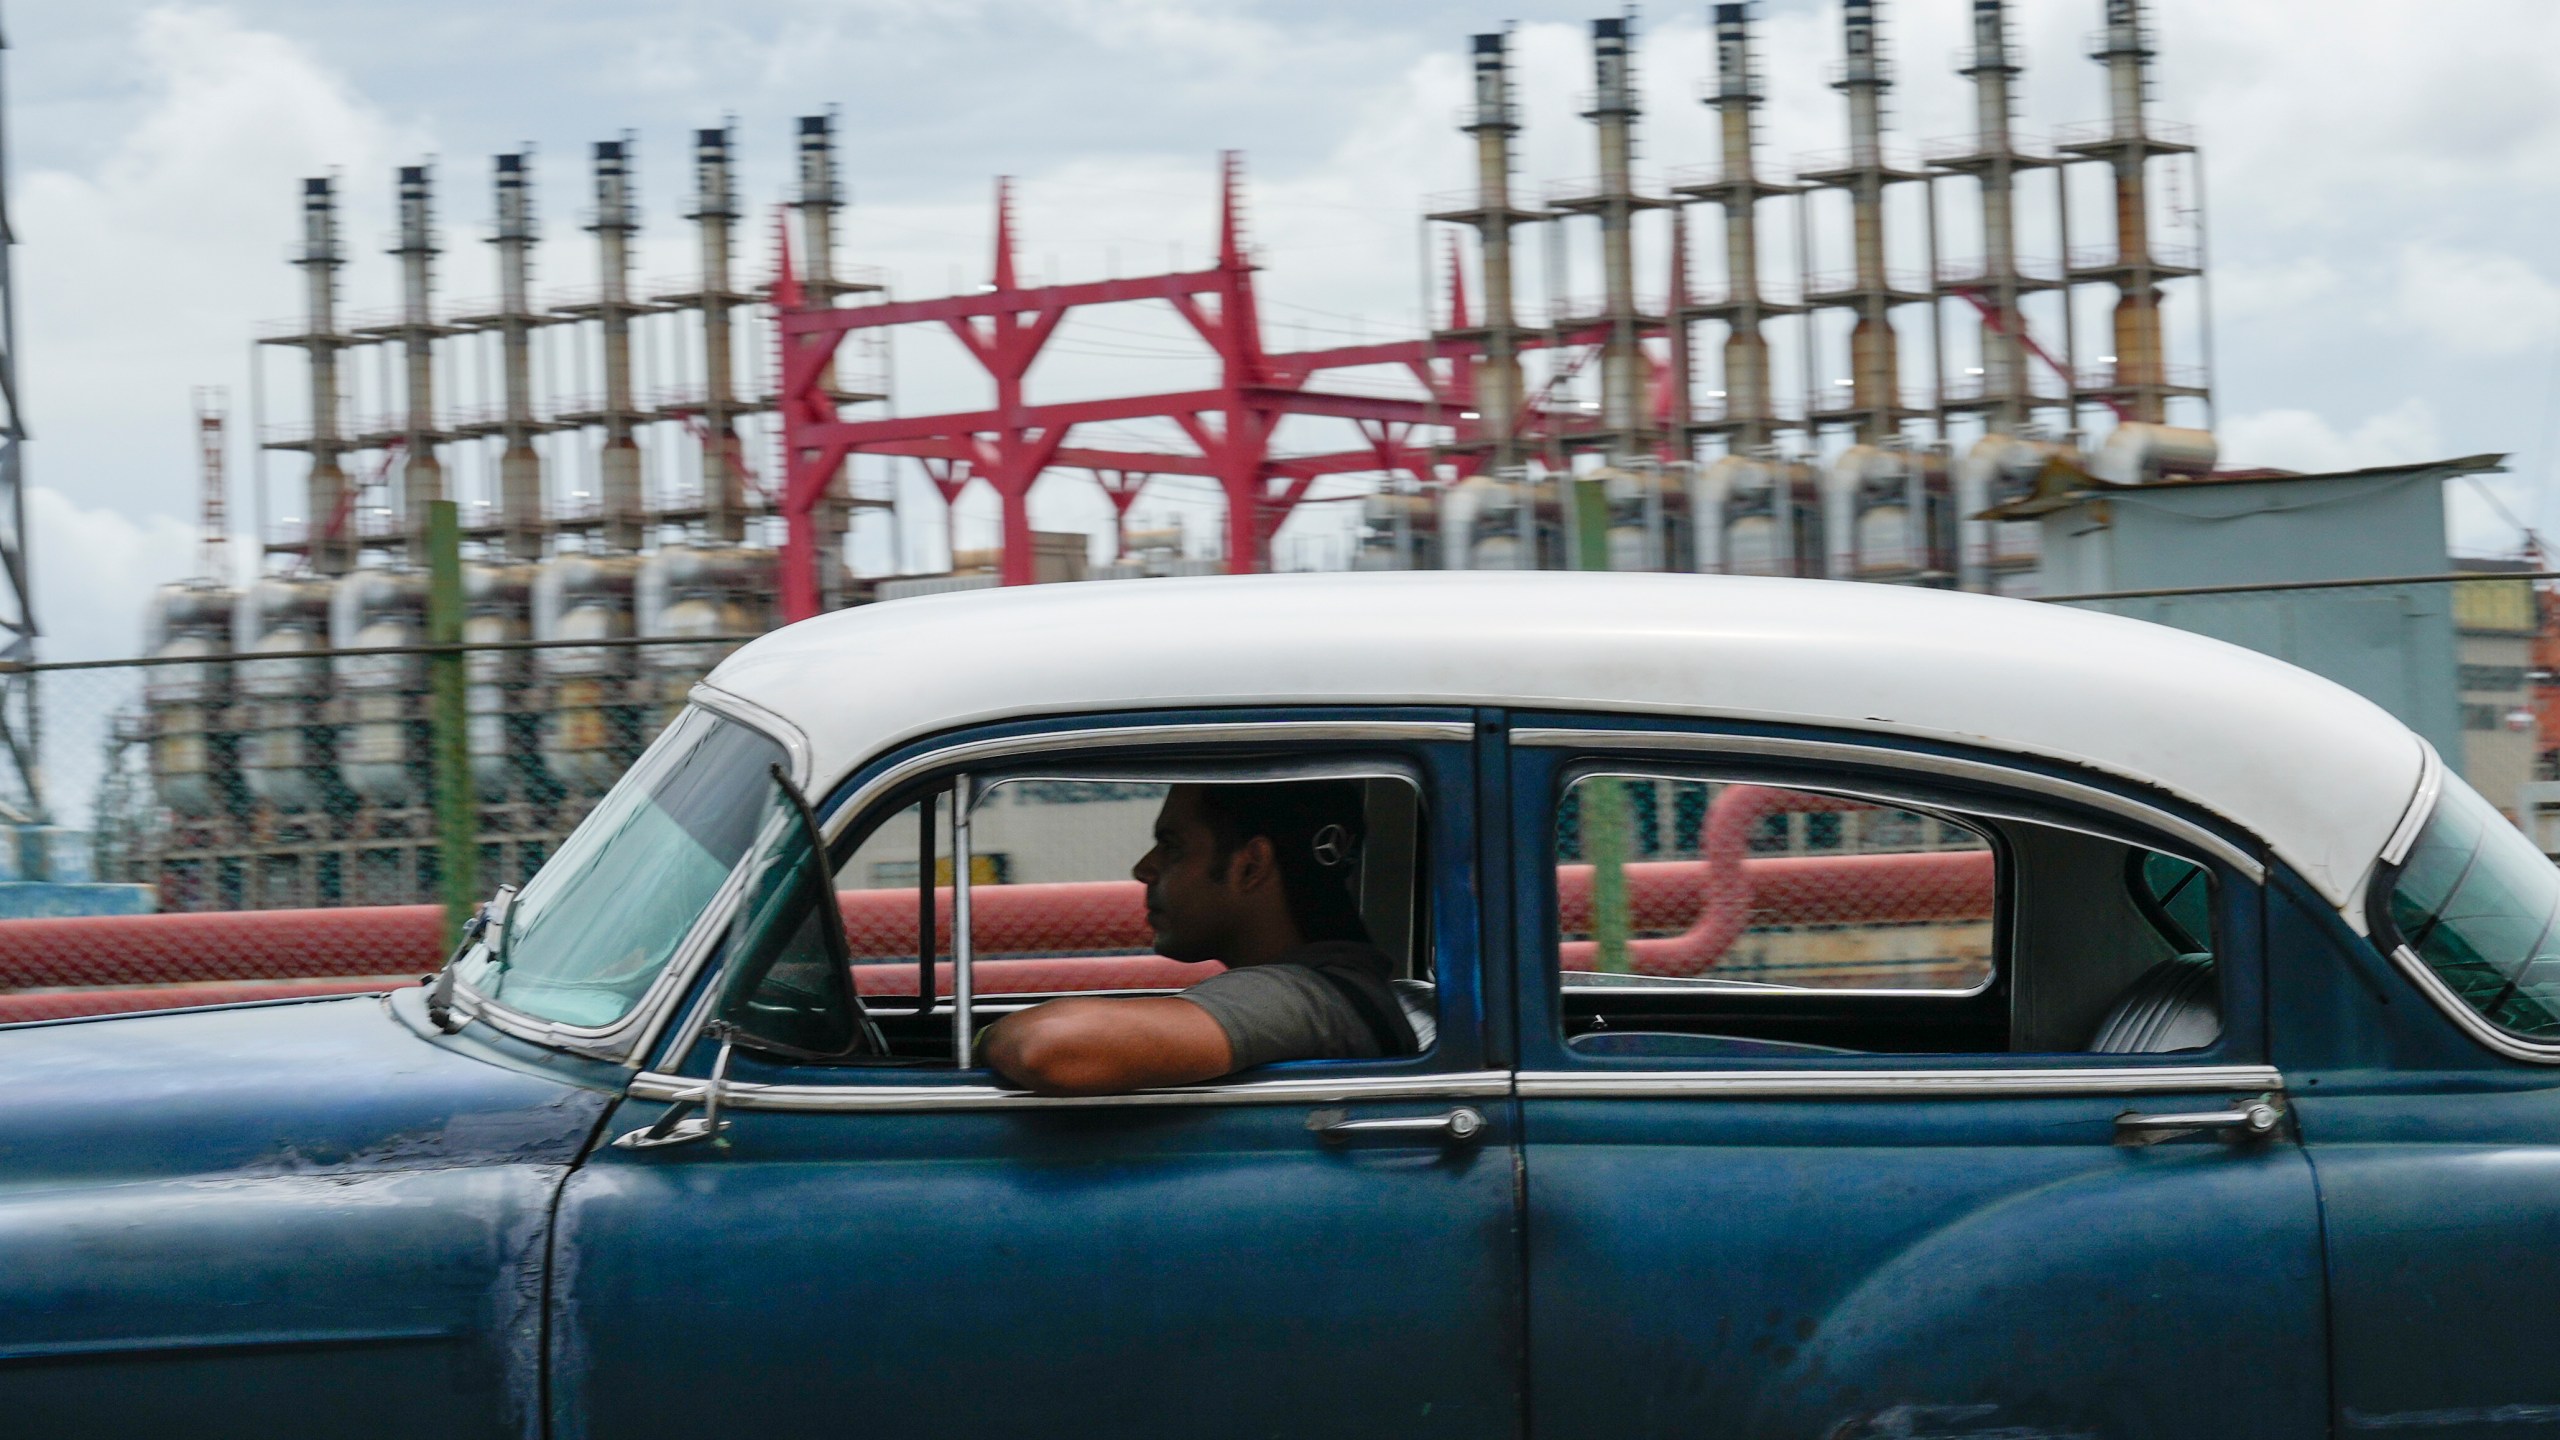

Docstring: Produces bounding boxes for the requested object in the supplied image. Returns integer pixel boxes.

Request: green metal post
[1574,477,1611,573]
[1570,476,1631,970]
[426,500,477,950]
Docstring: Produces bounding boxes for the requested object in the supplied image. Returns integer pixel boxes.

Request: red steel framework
[768,152,1681,620]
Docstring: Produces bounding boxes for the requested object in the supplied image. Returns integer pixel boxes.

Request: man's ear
[1226,835,1280,893]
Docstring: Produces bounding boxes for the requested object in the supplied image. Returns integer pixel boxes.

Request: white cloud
[2388,243,2560,358]
[19,4,424,530]
[2217,399,2447,476]
[26,485,200,664]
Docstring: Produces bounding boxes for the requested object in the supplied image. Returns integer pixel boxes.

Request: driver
[983,780,1418,1096]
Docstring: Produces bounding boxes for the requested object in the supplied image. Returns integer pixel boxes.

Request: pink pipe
[0,976,418,1024]
[0,905,445,990]
[1557,785,1994,978]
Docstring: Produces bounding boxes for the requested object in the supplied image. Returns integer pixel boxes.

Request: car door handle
[2115,1095,2284,1146]
[1311,1106,1487,1144]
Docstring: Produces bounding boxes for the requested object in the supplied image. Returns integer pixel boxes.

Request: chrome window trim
[814,719,1475,847]
[691,682,814,789]
[2384,942,2560,1066]
[626,1068,1511,1115]
[647,716,1474,1069]
[1512,727,2267,883]
[2377,738,2445,868]
[1516,1064,2284,1099]
[456,702,801,1065]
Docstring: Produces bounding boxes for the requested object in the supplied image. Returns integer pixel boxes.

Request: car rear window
[2384,777,2560,1041]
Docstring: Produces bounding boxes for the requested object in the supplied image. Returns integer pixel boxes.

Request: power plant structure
[116,0,2216,910]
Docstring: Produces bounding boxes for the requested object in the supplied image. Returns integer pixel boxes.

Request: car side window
[721,757,1439,1070]
[1552,766,2221,1059]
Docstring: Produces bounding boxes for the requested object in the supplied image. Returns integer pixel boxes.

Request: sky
[11,0,2560,668]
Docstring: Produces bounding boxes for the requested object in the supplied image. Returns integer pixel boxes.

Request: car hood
[0,990,620,1189]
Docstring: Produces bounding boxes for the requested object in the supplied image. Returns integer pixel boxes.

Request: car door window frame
[1509,716,2278,1092]
[632,708,1505,1112]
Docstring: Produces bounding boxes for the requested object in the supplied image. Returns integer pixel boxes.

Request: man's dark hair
[1190,780,1373,945]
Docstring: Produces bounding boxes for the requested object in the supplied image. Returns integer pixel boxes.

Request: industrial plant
[116,0,2226,909]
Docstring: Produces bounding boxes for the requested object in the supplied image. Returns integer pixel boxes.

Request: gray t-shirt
[1180,941,1404,1071]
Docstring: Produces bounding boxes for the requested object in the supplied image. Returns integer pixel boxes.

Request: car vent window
[2383,776,2560,1042]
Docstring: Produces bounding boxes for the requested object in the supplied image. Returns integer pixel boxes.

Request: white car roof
[705,570,2427,913]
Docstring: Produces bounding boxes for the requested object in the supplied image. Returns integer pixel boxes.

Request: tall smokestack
[1588,14,1644,454]
[195,388,228,584]
[688,125,744,544]
[1837,0,1899,440]
[1463,33,1525,470]
[491,152,544,559]
[393,163,445,558]
[2096,0,2164,420]
[1707,2,1777,450]
[1961,0,2031,432]
[589,138,644,552]
[297,177,352,577]
[794,113,850,601]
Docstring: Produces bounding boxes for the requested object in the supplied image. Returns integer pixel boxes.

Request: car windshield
[455,706,788,1028]
[2387,775,2560,1041]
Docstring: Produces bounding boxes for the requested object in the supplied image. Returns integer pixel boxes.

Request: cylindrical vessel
[638,544,775,710]
[141,582,238,819]
[533,553,643,796]
[231,576,335,814]
[463,561,538,802]
[329,565,429,807]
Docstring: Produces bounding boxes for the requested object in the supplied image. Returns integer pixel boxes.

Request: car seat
[2086,953,2219,1053]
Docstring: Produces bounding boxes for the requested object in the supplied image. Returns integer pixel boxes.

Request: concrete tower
[1430,33,1538,472]
[390,164,446,558]
[295,178,352,577]
[490,153,545,559]
[585,138,645,552]
[2059,0,2205,425]
[686,126,745,544]
[1676,2,1800,455]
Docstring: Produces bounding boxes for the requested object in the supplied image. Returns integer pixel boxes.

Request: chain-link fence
[0,635,742,1022]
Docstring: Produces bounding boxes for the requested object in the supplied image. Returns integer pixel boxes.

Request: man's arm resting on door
[983,997,1236,1097]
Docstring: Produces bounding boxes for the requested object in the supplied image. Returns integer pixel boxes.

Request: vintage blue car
[5,571,2552,1439]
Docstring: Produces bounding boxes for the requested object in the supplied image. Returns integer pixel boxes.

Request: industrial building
[114,2,2259,907]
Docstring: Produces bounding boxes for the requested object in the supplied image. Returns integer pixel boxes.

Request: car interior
[1553,771,2223,1060]
[779,763,1439,1067]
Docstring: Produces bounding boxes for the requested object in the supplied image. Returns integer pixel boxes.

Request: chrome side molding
[1514,1065,2284,1100]
[616,1064,2287,1118]
[622,1068,1514,1116]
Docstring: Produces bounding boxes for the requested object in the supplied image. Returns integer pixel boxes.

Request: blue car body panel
[2269,879,2560,1440]
[13,700,2560,1438]
[0,989,615,1438]
[1505,725,2329,1440]
[550,720,1521,1440]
